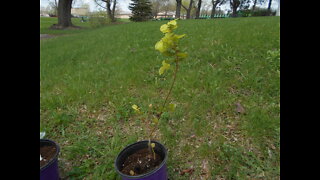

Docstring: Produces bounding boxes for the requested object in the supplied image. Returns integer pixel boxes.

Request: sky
[40,0,279,14]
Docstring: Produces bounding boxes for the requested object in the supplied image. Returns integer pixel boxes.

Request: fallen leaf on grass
[235,102,245,114]
[190,134,196,138]
[200,160,210,179]
[180,168,194,175]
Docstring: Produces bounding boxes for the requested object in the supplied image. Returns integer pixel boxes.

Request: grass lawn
[40,16,280,179]
[40,17,131,35]
[40,17,92,35]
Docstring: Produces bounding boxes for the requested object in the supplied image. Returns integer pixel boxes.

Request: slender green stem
[160,60,179,114]
[149,57,179,139]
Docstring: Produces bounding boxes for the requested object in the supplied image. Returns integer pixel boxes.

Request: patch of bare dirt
[40,34,56,39]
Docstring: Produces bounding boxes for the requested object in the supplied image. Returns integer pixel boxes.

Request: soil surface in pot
[40,145,57,168]
[120,148,163,176]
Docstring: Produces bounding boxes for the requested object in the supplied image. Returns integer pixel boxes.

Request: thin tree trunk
[54,0,58,16]
[195,0,202,18]
[56,0,73,28]
[188,0,193,19]
[182,0,193,19]
[175,0,182,19]
[111,0,117,22]
[106,0,114,22]
[267,0,272,10]
[230,0,240,17]
[211,0,220,19]
[252,0,257,11]
[267,0,272,15]
[211,4,217,18]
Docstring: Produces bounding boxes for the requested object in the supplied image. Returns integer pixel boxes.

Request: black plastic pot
[115,140,168,180]
[40,139,60,180]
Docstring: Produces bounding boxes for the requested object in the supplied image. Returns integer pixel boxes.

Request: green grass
[40,17,130,35]
[40,17,280,179]
[40,17,93,35]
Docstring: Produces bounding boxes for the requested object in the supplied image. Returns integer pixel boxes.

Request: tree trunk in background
[252,0,257,11]
[106,0,116,22]
[176,0,182,19]
[211,4,217,18]
[56,0,73,28]
[182,0,193,19]
[267,0,272,15]
[195,0,202,18]
[112,0,117,22]
[230,0,240,17]
[187,0,194,19]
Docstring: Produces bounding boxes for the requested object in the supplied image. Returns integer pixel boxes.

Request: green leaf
[177,52,188,59]
[168,103,176,112]
[175,34,186,39]
[155,40,167,53]
[152,117,159,124]
[159,60,170,75]
[160,24,170,33]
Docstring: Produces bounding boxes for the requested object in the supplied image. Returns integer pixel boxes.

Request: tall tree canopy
[129,0,153,22]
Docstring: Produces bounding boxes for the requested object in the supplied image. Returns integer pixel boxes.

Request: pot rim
[115,140,168,179]
[40,139,60,172]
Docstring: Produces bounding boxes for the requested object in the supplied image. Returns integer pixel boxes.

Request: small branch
[94,0,107,9]
[181,4,188,11]
[160,60,179,113]
[149,55,179,139]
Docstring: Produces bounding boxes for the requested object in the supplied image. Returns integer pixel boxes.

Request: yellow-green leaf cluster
[159,60,170,75]
[168,103,176,112]
[155,20,186,58]
[132,104,141,114]
[155,19,187,76]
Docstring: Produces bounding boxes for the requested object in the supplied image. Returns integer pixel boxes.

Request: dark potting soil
[40,145,57,168]
[120,148,163,176]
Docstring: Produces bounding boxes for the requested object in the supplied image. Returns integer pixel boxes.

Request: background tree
[150,0,175,18]
[199,0,212,16]
[150,0,161,18]
[252,0,265,12]
[50,0,74,29]
[229,0,250,17]
[181,0,195,19]
[47,0,59,16]
[94,0,117,22]
[267,0,272,15]
[129,0,153,22]
[160,0,176,18]
[175,0,182,18]
[211,0,226,18]
[195,0,202,18]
